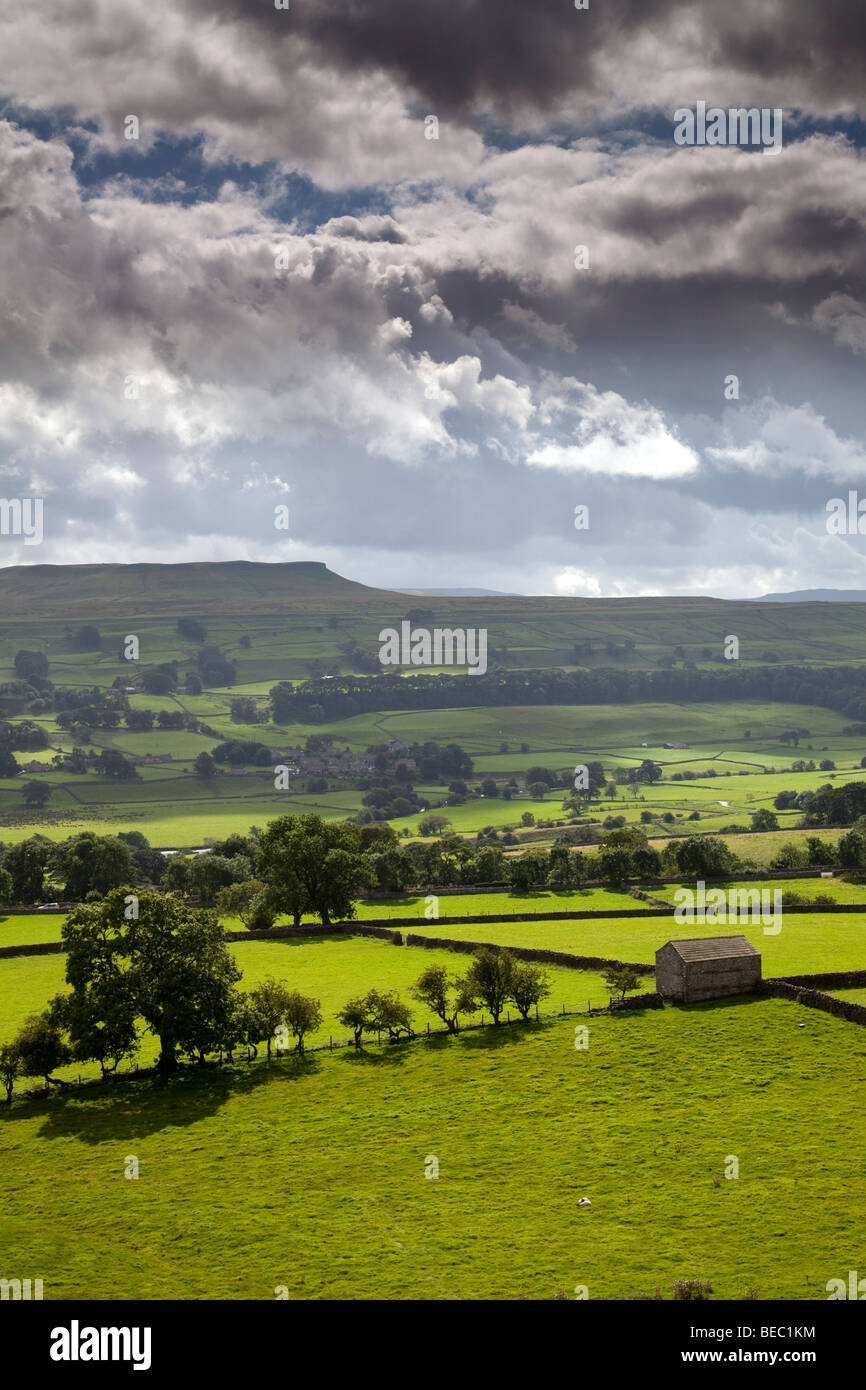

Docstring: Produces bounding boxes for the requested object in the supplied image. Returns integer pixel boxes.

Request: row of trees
[3,810,857,915]
[0,887,553,1098]
[339,951,552,1044]
[268,663,866,725]
[0,831,167,904]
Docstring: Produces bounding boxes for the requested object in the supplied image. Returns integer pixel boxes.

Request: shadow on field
[6,1053,324,1144]
[338,1044,409,1068]
[456,1019,549,1050]
[242,932,349,949]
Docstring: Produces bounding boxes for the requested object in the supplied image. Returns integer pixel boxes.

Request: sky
[0,0,865,598]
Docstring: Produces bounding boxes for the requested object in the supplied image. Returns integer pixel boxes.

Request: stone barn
[655,935,761,1003]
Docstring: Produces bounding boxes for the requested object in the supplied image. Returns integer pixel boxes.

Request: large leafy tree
[51,832,133,899]
[256,814,375,926]
[284,991,323,1054]
[598,843,633,884]
[14,649,49,681]
[186,853,252,900]
[338,989,413,1047]
[3,836,52,903]
[216,879,274,931]
[62,889,243,1074]
[127,896,242,1071]
[673,835,736,879]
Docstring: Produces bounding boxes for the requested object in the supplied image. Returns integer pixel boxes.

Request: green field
[0,914,69,948]
[830,987,866,1006]
[1,997,863,1299]
[3,687,863,850]
[649,876,862,905]
[249,699,859,756]
[408,911,866,977]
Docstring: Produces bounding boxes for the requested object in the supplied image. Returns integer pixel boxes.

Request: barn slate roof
[661,935,759,962]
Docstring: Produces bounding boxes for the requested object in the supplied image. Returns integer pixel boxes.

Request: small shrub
[674,1278,713,1301]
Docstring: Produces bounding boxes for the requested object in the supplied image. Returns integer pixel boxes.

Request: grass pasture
[1,998,864,1299]
[406,910,866,977]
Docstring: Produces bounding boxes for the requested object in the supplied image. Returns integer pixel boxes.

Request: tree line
[268,663,866,723]
[0,887,553,1099]
[2,804,863,914]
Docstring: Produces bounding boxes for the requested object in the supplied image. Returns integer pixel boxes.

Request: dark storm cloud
[189,0,866,119]
[1,4,865,597]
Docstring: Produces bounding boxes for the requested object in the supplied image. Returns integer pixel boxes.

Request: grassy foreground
[0,998,862,1300]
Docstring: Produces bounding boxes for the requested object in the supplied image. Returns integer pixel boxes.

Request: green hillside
[1,560,866,668]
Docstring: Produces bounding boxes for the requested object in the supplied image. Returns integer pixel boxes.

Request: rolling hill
[2,561,866,669]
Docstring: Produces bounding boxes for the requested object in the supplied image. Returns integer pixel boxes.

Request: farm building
[655,935,761,1003]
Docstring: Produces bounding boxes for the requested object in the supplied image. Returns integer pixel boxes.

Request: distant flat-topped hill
[0,560,399,619]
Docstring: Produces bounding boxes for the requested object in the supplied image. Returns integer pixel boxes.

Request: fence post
[329,1036,332,1051]
[561,1002,565,1015]
[427,1022,429,1034]
[535,1004,539,1021]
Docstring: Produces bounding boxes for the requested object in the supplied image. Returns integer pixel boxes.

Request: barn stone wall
[681,956,762,1002]
[655,947,685,999]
